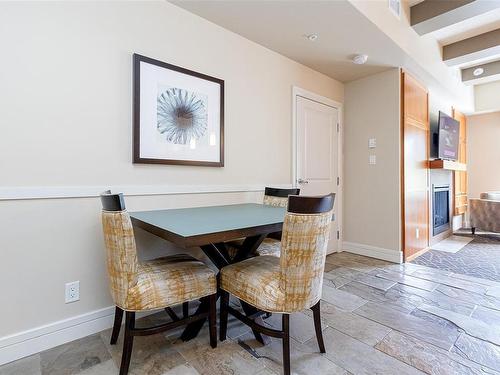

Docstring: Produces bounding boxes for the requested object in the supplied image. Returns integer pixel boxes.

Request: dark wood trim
[288,194,335,214]
[110,306,123,345]
[132,53,224,167]
[130,215,283,248]
[264,187,300,198]
[118,296,217,375]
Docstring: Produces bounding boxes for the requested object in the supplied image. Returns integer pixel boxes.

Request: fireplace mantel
[429,159,466,171]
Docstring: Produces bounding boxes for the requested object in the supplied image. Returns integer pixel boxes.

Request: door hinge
[337,123,340,132]
[337,176,340,186]
[337,230,340,240]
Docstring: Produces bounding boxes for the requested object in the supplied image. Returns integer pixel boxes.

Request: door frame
[292,86,343,253]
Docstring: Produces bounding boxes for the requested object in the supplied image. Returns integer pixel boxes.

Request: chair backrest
[279,193,335,312]
[100,191,138,308]
[263,187,300,208]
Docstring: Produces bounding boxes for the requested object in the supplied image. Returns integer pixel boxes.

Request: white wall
[343,69,401,262]
[0,0,343,352]
[475,81,500,113]
[467,112,500,199]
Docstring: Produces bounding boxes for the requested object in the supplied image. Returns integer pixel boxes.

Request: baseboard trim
[0,184,292,201]
[0,306,158,366]
[343,241,403,263]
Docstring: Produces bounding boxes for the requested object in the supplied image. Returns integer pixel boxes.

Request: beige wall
[0,1,343,339]
[467,112,500,200]
[344,69,401,256]
[475,81,500,113]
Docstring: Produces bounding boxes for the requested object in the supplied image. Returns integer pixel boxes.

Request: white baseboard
[0,306,160,366]
[0,306,116,366]
[343,241,403,263]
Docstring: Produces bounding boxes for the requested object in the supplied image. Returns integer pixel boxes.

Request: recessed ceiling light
[473,67,484,77]
[305,33,318,42]
[353,54,368,65]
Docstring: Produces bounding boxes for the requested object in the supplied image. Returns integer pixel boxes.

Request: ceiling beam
[462,59,500,85]
[411,0,500,35]
[443,28,500,66]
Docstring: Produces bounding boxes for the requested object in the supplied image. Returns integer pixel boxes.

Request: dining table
[129,202,287,344]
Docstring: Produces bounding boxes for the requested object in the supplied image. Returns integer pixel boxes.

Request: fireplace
[433,185,450,236]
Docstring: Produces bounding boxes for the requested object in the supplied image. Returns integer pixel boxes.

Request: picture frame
[133,53,224,167]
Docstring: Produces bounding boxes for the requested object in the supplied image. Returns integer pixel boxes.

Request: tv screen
[438,111,459,161]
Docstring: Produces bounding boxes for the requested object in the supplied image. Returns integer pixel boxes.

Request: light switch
[369,155,376,165]
[368,138,376,148]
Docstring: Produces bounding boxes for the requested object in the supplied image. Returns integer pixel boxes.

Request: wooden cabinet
[401,71,429,260]
[452,109,468,216]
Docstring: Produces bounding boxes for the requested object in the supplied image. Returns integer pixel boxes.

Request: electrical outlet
[65,281,80,303]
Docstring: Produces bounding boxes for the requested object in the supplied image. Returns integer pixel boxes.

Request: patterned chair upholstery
[219,194,335,375]
[470,192,500,234]
[102,210,216,311]
[100,192,217,375]
[227,187,300,258]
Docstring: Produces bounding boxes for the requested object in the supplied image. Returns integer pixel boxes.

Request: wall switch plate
[416,228,420,239]
[65,281,80,303]
[369,155,376,165]
[368,138,377,148]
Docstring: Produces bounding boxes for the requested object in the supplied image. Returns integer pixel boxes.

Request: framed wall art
[133,54,224,167]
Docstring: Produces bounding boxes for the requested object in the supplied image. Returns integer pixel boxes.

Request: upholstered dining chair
[227,187,300,258]
[100,192,217,375]
[219,193,335,375]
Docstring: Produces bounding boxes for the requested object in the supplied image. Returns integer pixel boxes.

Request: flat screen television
[438,111,460,161]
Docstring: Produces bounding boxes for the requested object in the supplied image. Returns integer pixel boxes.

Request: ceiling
[171,1,413,83]
[409,1,500,86]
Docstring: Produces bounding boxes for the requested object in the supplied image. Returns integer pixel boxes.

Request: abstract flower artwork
[157,87,208,145]
[133,54,224,167]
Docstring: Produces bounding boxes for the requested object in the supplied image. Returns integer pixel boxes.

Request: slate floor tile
[308,328,425,375]
[0,354,41,375]
[354,302,460,350]
[321,284,367,312]
[40,334,111,375]
[376,331,485,375]
[376,270,439,291]
[303,300,391,346]
[452,333,500,373]
[417,304,500,346]
[238,333,349,375]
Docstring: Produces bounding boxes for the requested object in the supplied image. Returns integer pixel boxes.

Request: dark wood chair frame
[111,297,217,375]
[219,194,334,375]
[101,192,218,375]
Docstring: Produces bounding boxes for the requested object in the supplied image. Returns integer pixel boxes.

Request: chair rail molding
[0,184,293,201]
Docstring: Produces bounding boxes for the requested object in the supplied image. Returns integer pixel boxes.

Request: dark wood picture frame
[133,53,224,167]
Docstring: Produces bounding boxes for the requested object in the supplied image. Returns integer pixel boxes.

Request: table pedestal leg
[181,235,270,344]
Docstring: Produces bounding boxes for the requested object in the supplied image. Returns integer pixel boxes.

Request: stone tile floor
[2,251,500,375]
[412,234,500,281]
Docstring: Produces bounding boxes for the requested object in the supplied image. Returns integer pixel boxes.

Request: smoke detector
[353,54,368,65]
[305,33,318,42]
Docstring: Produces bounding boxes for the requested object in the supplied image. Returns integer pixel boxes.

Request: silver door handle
[297,178,309,185]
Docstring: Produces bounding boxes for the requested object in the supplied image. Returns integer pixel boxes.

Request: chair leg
[119,311,135,375]
[220,289,229,341]
[282,314,291,375]
[311,301,326,353]
[183,301,189,318]
[110,306,124,345]
[208,294,217,348]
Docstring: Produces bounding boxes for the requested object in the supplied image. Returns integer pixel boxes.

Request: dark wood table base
[180,234,270,344]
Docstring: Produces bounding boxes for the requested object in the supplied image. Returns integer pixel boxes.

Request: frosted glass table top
[130,203,286,246]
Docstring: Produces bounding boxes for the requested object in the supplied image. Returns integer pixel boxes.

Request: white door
[296,95,339,253]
